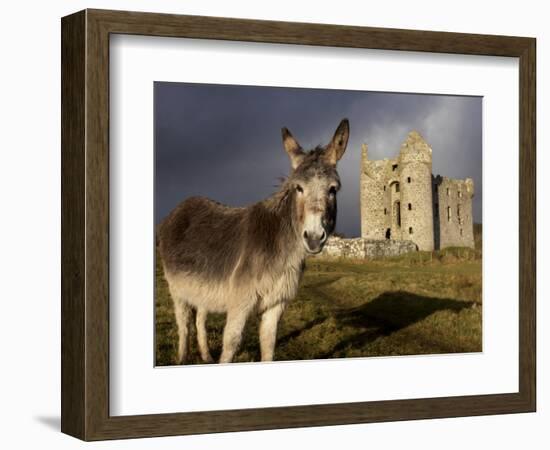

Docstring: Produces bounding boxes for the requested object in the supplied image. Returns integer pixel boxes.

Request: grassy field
[155,246,482,365]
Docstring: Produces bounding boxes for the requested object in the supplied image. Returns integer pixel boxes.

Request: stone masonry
[360,131,475,250]
[320,236,418,259]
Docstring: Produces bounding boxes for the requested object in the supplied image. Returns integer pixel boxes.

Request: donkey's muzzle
[303,230,327,254]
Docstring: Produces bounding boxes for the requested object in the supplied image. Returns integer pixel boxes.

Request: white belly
[164,256,304,314]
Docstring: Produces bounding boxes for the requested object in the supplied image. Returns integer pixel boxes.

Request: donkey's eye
[329,186,337,196]
[296,185,304,193]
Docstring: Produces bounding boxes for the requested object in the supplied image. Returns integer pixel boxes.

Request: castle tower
[360,144,388,240]
[434,176,475,249]
[361,132,435,250]
[397,131,435,251]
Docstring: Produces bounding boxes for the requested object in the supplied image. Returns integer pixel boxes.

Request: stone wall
[319,236,418,259]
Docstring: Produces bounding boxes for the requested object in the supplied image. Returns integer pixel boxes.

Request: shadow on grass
[319,291,476,357]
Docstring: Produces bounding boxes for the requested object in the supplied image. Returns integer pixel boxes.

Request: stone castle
[360,131,475,251]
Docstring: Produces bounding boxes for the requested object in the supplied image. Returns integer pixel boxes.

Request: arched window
[408,203,412,210]
[407,176,411,183]
[409,227,413,234]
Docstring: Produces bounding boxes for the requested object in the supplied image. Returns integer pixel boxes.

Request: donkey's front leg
[219,308,251,364]
[195,308,213,363]
[259,303,285,362]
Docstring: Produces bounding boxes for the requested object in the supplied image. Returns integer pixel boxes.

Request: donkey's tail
[155,217,167,249]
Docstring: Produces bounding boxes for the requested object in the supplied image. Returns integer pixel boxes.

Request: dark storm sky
[155,82,482,237]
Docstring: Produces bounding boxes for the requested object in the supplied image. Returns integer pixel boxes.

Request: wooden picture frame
[61,9,536,441]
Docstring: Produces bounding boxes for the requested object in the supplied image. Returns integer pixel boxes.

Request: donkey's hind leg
[173,298,191,364]
[195,308,213,363]
[219,307,251,364]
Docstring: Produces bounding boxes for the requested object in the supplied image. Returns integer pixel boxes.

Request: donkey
[158,119,350,364]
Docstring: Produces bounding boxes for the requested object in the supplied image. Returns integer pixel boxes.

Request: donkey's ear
[282,127,305,169]
[324,119,350,166]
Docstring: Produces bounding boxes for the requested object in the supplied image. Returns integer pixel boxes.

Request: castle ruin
[360,131,475,251]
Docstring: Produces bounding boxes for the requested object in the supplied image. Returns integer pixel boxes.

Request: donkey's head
[282,119,349,254]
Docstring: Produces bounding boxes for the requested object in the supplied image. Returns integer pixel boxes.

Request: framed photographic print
[61,9,536,441]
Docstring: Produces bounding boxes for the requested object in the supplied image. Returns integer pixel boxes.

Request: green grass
[155,249,482,365]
